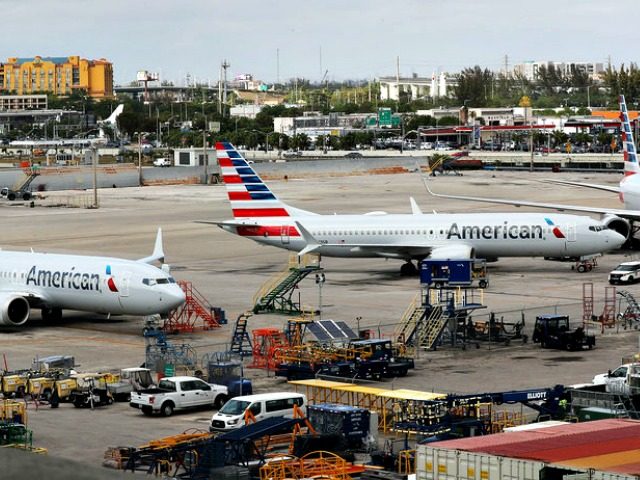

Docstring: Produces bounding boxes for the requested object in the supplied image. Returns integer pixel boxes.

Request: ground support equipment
[164,280,224,333]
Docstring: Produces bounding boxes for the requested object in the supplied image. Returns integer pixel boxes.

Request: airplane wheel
[577,265,586,273]
[400,262,417,276]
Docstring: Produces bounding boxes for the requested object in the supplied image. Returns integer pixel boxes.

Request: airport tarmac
[1,168,639,469]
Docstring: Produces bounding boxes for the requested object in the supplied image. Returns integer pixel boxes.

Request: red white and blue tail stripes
[619,95,639,176]
[216,142,290,218]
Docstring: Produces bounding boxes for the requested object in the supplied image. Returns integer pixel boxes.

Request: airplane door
[119,272,131,297]
[566,224,576,242]
[280,225,290,245]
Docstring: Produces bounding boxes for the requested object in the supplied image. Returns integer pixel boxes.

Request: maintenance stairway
[229,311,253,356]
[253,255,322,315]
[395,287,485,350]
[164,281,223,333]
[618,290,640,327]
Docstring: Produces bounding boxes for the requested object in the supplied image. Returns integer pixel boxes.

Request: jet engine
[601,214,631,241]
[0,294,30,326]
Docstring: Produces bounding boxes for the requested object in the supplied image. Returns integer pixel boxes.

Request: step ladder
[253,264,321,314]
[164,281,221,333]
[229,311,253,356]
[419,306,448,350]
[395,292,427,345]
[618,290,640,327]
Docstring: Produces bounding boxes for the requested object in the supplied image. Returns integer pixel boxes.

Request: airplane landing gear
[400,262,418,276]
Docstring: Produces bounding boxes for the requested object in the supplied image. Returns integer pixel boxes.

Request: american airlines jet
[214,142,624,275]
[0,229,185,327]
[426,95,640,246]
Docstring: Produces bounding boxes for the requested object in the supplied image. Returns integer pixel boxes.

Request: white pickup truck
[129,376,228,416]
[593,363,640,395]
[153,157,171,167]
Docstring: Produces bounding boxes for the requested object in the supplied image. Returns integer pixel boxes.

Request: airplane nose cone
[608,231,626,249]
[166,287,186,310]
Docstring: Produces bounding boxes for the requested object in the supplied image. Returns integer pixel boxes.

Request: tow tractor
[532,315,595,351]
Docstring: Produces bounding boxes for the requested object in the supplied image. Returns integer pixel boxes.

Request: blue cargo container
[308,404,370,441]
[420,259,488,288]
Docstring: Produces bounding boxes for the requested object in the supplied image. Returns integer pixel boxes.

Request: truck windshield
[219,399,251,415]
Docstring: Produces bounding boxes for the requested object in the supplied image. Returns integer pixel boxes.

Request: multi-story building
[379,72,457,101]
[0,94,47,111]
[0,56,113,98]
[513,61,604,82]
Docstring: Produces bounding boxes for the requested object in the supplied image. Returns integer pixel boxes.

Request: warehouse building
[418,419,640,480]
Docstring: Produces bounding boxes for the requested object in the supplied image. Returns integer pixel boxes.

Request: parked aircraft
[214,142,624,275]
[0,229,185,327]
[9,104,125,150]
[425,95,640,246]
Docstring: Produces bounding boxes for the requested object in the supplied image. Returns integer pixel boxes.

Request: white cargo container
[417,445,544,480]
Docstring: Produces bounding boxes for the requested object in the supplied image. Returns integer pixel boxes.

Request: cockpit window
[143,277,176,286]
[588,226,606,232]
[156,278,169,284]
[142,278,157,286]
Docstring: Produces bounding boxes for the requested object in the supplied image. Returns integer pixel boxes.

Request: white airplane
[213,142,624,275]
[0,229,185,327]
[10,104,125,150]
[425,95,640,246]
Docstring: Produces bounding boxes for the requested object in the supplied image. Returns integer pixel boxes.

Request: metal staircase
[164,281,222,333]
[253,264,321,314]
[618,290,640,327]
[418,306,447,350]
[395,292,427,344]
[229,311,253,356]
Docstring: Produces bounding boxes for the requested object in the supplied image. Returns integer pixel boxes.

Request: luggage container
[307,403,370,446]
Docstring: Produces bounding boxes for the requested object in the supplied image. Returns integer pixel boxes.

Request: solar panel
[307,322,332,342]
[334,321,358,339]
[306,320,358,343]
[322,320,344,339]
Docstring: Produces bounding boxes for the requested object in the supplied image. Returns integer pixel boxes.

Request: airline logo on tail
[619,94,639,177]
[216,142,291,218]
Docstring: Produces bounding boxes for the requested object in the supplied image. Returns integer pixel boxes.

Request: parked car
[344,152,363,158]
[153,157,171,167]
[608,261,640,284]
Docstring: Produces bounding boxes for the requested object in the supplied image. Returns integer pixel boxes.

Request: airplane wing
[423,177,640,221]
[544,179,621,194]
[294,221,472,259]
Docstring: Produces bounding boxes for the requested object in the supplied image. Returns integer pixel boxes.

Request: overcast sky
[2,0,636,86]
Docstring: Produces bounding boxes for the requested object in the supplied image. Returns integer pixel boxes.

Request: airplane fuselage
[223,212,619,260]
[0,251,185,317]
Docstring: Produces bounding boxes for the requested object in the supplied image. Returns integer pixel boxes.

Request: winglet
[410,196,422,215]
[295,221,321,257]
[138,228,165,264]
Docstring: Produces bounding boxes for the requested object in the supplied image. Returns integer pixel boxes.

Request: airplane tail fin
[619,95,639,176]
[137,228,165,264]
[216,142,304,218]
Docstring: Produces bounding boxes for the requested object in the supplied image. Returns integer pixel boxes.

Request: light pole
[135,132,144,187]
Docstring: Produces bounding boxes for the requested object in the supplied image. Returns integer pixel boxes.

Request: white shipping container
[418,445,544,480]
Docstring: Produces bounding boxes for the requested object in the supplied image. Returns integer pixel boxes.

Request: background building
[0,56,113,98]
[513,60,604,82]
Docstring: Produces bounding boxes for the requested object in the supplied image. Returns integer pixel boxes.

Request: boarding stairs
[229,311,253,357]
[253,258,322,315]
[164,281,221,333]
[617,290,640,327]
[395,292,427,345]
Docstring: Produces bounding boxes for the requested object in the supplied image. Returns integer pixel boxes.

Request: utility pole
[276,48,280,85]
[396,56,400,111]
[92,146,99,208]
[220,60,230,118]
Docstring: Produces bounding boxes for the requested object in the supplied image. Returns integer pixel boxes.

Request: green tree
[454,66,495,107]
